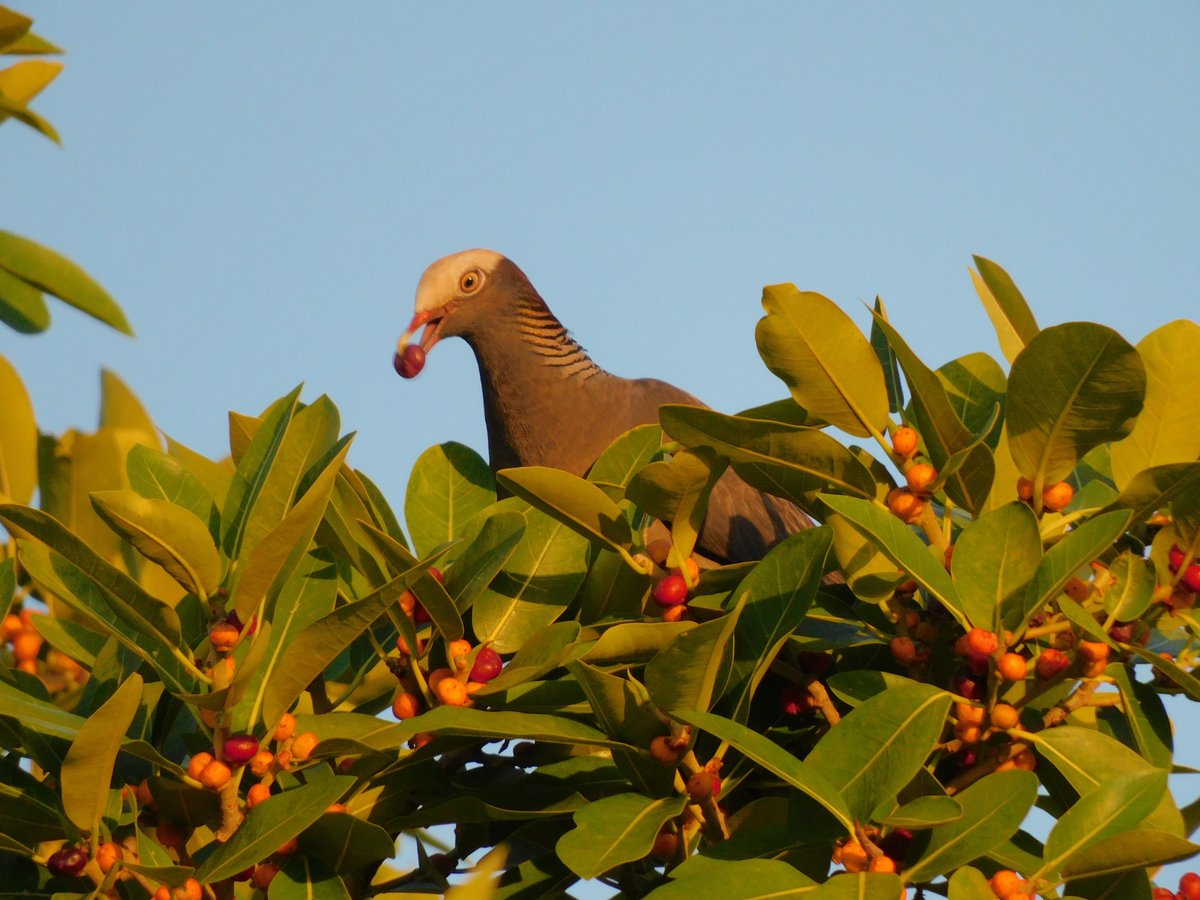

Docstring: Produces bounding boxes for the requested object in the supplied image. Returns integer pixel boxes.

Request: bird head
[395,249,531,376]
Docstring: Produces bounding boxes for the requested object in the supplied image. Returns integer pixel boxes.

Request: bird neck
[464,293,610,472]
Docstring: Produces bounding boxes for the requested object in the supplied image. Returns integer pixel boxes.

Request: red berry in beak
[394,344,426,378]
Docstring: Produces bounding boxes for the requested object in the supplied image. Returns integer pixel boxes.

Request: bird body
[397,249,809,563]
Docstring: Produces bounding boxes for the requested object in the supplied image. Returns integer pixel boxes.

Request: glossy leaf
[231,437,352,622]
[819,494,963,624]
[588,424,663,488]
[557,793,685,879]
[654,858,817,898]
[1007,322,1145,488]
[60,673,142,831]
[937,352,1007,447]
[947,866,995,900]
[804,679,950,824]
[645,597,741,713]
[385,705,618,749]
[298,811,397,875]
[126,444,219,537]
[260,553,445,729]
[627,445,724,564]
[442,509,525,612]
[726,527,833,717]
[274,856,351,900]
[904,770,1038,882]
[0,353,36,503]
[676,709,854,831]
[755,282,889,438]
[1108,666,1173,769]
[472,499,590,653]
[0,231,129,331]
[1000,509,1130,632]
[970,255,1039,364]
[90,491,221,596]
[194,776,355,882]
[498,466,632,553]
[1060,829,1199,880]
[405,441,496,557]
[951,502,1041,630]
[806,873,904,900]
[660,405,877,502]
[1110,320,1200,490]
[873,314,994,512]
[1104,551,1156,621]
[1038,770,1167,880]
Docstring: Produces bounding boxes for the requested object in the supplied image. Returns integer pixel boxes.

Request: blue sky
[4,2,1199,891]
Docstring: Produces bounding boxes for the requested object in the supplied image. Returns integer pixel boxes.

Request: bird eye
[460,270,482,293]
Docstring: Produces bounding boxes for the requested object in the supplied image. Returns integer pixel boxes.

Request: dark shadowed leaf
[274,856,352,900]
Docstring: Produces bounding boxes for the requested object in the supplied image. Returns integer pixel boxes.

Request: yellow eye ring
[460,270,482,293]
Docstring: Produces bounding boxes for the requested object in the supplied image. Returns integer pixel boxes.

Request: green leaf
[645,598,742,713]
[1061,829,1200,880]
[1000,509,1131,632]
[870,297,904,413]
[970,256,1040,364]
[651,857,817,898]
[0,353,37,504]
[1106,462,1200,529]
[1038,770,1167,880]
[755,283,889,438]
[627,446,725,565]
[1105,551,1156,621]
[274,856,352,900]
[904,770,1038,882]
[947,866,995,900]
[1108,665,1173,769]
[60,673,142,831]
[473,621,578,696]
[950,502,1041,630]
[260,552,446,728]
[15,540,193,693]
[497,466,633,553]
[0,675,85,741]
[873,314,994,512]
[443,509,525,613]
[806,872,904,900]
[803,679,951,824]
[220,387,302,560]
[556,793,685,879]
[1032,725,1182,836]
[937,352,1007,446]
[405,441,496,557]
[1110,320,1200,490]
[90,491,221,596]
[194,776,355,882]
[0,90,59,142]
[231,437,352,623]
[1127,646,1200,703]
[384,705,618,749]
[0,231,130,330]
[471,499,590,653]
[1064,866,1154,900]
[126,444,219,538]
[0,266,50,333]
[298,811,397,875]
[582,620,698,667]
[659,405,877,502]
[676,709,854,831]
[588,424,663,488]
[726,527,833,717]
[818,494,963,625]
[874,793,962,829]
[1007,322,1146,490]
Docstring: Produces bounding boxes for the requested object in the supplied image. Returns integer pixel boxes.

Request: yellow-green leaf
[1110,320,1200,491]
[755,283,889,438]
[0,231,128,330]
[0,58,60,103]
[90,491,221,596]
[969,256,1040,364]
[61,673,143,831]
[0,353,37,503]
[0,265,49,333]
[497,466,632,553]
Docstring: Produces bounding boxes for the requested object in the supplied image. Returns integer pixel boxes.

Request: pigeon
[394,249,811,564]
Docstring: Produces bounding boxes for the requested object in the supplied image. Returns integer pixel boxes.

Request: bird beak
[396,309,446,357]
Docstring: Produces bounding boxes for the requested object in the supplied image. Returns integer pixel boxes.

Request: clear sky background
[4,2,1200,892]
